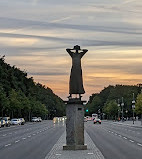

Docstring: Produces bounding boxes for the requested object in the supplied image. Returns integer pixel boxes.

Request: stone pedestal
[63,99,87,150]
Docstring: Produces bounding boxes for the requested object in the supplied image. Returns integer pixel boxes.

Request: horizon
[0,0,142,101]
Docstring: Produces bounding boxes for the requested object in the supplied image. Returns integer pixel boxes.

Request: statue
[66,45,88,99]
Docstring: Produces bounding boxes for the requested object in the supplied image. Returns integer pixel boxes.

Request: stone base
[63,144,87,150]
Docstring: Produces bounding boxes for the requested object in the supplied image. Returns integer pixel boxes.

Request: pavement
[45,131,105,159]
[112,120,142,128]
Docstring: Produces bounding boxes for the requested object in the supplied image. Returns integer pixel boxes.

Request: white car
[19,118,25,125]
[31,117,38,122]
[37,117,42,122]
[10,119,21,125]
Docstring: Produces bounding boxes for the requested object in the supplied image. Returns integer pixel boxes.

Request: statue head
[73,45,81,50]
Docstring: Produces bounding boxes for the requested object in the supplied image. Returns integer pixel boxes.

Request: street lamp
[121,97,124,122]
[132,93,135,124]
[117,99,120,121]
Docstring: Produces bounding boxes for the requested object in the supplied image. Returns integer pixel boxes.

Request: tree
[135,94,142,125]
[0,86,9,117]
[103,100,118,120]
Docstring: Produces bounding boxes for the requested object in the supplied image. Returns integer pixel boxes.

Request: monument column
[63,45,88,150]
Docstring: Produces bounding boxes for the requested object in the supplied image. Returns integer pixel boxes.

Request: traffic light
[86,109,89,112]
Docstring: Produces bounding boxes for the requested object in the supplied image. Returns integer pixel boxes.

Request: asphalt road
[85,121,142,159]
[0,120,65,159]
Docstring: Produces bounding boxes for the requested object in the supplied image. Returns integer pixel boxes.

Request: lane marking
[88,153,94,155]
[5,143,11,147]
[22,138,26,140]
[15,140,20,143]
[137,143,142,147]
[129,140,134,143]
[55,154,61,156]
[3,134,7,136]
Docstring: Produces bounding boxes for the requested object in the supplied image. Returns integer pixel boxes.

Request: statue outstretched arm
[66,48,73,57]
[80,49,88,58]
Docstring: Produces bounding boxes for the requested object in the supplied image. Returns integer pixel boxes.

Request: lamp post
[117,99,120,121]
[121,97,124,122]
[132,93,135,124]
[125,110,128,120]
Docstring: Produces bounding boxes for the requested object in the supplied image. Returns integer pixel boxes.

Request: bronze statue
[66,45,88,99]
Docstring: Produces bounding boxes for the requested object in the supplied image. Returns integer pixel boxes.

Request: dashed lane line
[137,143,142,147]
[129,140,134,143]
[5,143,11,147]
[15,140,20,143]
[22,138,26,140]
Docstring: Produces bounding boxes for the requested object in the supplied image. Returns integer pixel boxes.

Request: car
[0,120,1,128]
[84,117,87,122]
[19,118,25,125]
[1,119,6,127]
[94,118,101,124]
[37,117,42,122]
[10,118,21,125]
[2,117,11,127]
[31,117,38,122]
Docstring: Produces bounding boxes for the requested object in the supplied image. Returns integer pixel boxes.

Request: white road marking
[22,138,26,140]
[137,143,142,147]
[55,154,61,156]
[88,153,94,155]
[5,143,11,147]
[3,134,7,136]
[15,140,20,143]
[129,140,134,143]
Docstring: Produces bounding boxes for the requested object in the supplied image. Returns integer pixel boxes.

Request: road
[85,121,142,159]
[0,120,142,159]
[0,120,65,159]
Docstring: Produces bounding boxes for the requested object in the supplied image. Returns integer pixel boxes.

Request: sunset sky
[0,0,142,101]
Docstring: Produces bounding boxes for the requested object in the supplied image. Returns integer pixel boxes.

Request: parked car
[84,117,87,122]
[31,117,38,122]
[19,118,25,125]
[2,117,11,127]
[37,117,42,122]
[0,120,1,128]
[94,118,101,124]
[1,119,6,127]
[10,118,21,125]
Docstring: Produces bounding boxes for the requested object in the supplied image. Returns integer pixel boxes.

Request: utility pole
[121,97,124,122]
[117,99,120,121]
[132,93,135,124]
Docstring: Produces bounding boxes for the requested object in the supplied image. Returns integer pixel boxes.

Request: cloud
[29,71,68,76]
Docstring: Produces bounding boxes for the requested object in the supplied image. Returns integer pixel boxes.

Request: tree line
[0,56,65,120]
[86,84,142,120]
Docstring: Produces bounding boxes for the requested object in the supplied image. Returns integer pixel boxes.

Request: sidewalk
[45,131,104,159]
[113,120,142,128]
